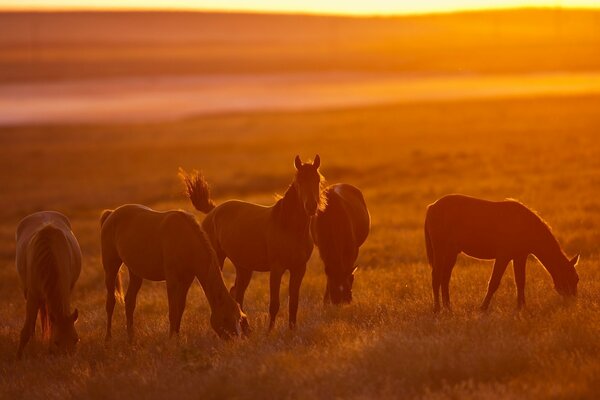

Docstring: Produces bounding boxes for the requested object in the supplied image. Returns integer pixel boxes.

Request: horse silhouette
[425,194,579,312]
[181,155,324,330]
[100,204,248,341]
[15,211,81,358]
[311,183,370,304]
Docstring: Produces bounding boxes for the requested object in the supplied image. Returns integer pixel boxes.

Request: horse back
[425,194,542,259]
[321,184,370,247]
[16,212,81,296]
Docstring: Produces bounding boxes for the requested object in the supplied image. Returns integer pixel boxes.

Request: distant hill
[1,9,600,82]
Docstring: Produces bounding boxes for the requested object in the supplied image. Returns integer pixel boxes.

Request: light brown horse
[425,194,579,312]
[15,211,81,359]
[100,204,248,341]
[311,183,370,304]
[181,155,324,330]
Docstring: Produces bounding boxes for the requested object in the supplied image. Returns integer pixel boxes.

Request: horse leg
[288,264,307,330]
[441,253,458,310]
[125,273,143,343]
[166,273,194,337]
[103,256,122,342]
[431,249,445,313]
[17,295,39,359]
[268,268,284,331]
[39,300,48,339]
[513,255,527,309]
[323,283,331,305]
[480,257,510,311]
[232,268,253,310]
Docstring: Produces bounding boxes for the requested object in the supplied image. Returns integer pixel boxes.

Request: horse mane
[505,198,563,250]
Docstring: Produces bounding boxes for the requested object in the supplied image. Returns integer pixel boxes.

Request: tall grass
[1,95,600,398]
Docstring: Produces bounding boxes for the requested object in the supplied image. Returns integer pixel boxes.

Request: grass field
[1,94,600,398]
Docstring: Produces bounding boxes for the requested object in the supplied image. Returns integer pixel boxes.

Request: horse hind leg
[232,268,253,310]
[513,255,527,309]
[441,252,458,311]
[125,273,143,343]
[103,255,122,342]
[17,295,40,359]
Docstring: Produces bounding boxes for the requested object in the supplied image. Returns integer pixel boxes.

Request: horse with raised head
[311,183,370,304]
[100,204,248,342]
[181,155,324,330]
[424,194,579,312]
[15,211,81,359]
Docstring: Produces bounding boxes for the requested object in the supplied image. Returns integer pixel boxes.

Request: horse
[311,183,370,304]
[100,204,248,342]
[180,155,324,330]
[424,194,580,312]
[15,211,81,359]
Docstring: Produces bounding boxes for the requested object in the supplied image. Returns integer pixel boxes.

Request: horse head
[211,301,250,340]
[49,308,79,354]
[327,266,357,305]
[554,254,580,297]
[293,154,324,217]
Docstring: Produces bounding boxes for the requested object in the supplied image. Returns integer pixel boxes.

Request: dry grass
[1,95,600,399]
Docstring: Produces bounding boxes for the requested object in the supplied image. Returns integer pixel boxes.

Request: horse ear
[313,154,320,169]
[570,254,580,267]
[294,155,302,170]
[71,308,79,323]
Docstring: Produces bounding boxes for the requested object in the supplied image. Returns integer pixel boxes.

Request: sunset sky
[1,0,599,15]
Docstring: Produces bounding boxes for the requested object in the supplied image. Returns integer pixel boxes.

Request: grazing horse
[15,211,81,358]
[181,155,324,330]
[100,204,248,341]
[311,183,370,304]
[424,194,579,312]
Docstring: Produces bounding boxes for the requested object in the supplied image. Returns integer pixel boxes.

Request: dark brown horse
[424,194,579,312]
[311,183,370,304]
[181,155,324,330]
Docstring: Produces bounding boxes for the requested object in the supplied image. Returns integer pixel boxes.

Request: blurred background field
[1,8,600,400]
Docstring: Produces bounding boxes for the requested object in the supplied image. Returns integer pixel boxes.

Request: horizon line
[0,5,599,18]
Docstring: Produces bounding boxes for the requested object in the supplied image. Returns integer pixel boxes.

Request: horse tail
[114,270,124,303]
[100,209,113,227]
[424,210,434,269]
[30,225,64,337]
[178,168,216,214]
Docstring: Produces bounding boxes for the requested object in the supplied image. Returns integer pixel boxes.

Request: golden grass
[1,95,600,398]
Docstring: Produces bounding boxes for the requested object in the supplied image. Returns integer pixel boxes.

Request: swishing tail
[178,168,216,214]
[100,210,113,227]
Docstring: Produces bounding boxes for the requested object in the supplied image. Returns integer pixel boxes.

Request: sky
[1,0,599,15]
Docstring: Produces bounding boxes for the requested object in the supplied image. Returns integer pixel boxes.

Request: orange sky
[1,0,599,15]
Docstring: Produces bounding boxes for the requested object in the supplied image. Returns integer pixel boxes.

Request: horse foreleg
[125,273,143,343]
[166,273,194,338]
[268,268,284,331]
[513,256,527,309]
[17,296,39,359]
[480,257,510,311]
[288,264,307,330]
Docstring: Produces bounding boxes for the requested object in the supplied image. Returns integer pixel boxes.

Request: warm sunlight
[1,0,599,14]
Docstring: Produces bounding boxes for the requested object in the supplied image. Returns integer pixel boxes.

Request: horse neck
[195,253,235,312]
[531,225,568,278]
[275,184,310,235]
[36,238,71,320]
